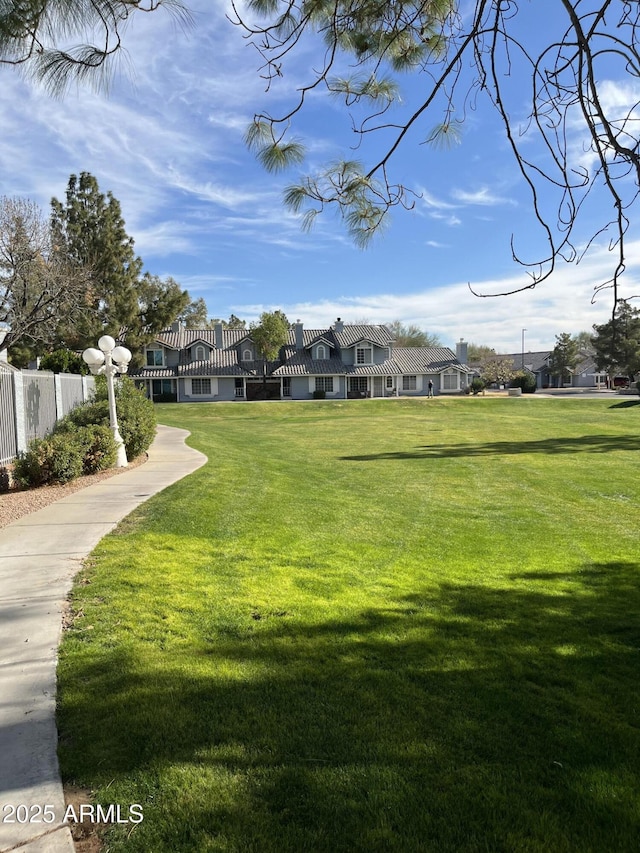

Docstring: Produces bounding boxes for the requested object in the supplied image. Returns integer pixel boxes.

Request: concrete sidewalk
[0,426,207,853]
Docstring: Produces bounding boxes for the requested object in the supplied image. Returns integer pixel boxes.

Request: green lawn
[57,398,640,852]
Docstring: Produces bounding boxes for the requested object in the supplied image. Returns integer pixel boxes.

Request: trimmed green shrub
[470,377,485,395]
[57,400,110,431]
[111,378,156,458]
[510,373,537,394]
[13,441,49,487]
[57,376,156,459]
[76,425,118,474]
[312,390,326,399]
[14,433,84,487]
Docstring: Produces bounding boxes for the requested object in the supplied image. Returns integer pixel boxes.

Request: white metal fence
[0,365,95,466]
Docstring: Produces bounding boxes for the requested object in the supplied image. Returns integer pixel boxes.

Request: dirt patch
[0,453,148,530]
[63,787,106,853]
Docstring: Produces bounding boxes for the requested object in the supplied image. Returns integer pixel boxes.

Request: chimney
[333,317,344,333]
[214,322,224,349]
[294,320,304,350]
[456,338,468,364]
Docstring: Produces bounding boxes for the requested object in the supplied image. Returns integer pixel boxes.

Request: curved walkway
[0,426,207,853]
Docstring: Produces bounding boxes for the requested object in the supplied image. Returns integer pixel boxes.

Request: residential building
[132,319,473,402]
[473,349,607,389]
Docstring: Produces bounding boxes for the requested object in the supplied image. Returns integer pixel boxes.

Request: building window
[242,348,253,361]
[349,377,368,392]
[234,378,245,397]
[442,370,459,391]
[146,349,163,367]
[282,377,291,397]
[316,376,334,393]
[402,375,417,390]
[195,345,206,361]
[356,346,372,365]
[192,378,212,395]
[386,376,393,388]
[316,344,327,359]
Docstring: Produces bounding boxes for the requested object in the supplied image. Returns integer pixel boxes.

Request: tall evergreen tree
[50,172,190,358]
[592,301,640,382]
[547,332,580,388]
[51,172,142,348]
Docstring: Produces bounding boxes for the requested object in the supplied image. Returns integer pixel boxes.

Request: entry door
[373,377,384,397]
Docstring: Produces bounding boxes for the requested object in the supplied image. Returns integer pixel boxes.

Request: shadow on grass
[609,400,640,409]
[57,561,640,852]
[340,433,640,461]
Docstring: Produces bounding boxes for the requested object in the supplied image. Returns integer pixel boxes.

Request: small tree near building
[250,310,290,388]
[478,357,516,388]
[548,332,580,387]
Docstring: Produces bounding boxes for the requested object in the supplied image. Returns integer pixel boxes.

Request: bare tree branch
[233,0,640,310]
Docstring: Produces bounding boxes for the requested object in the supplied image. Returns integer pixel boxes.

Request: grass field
[57,397,640,852]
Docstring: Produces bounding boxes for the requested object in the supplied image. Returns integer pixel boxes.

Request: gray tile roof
[131,367,177,378]
[272,349,346,376]
[492,351,551,372]
[331,324,394,348]
[145,325,471,379]
[178,359,255,377]
[154,329,217,349]
[391,346,463,373]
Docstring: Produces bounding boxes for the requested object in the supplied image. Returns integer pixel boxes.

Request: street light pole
[82,335,132,468]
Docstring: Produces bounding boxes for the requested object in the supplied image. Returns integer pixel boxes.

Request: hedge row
[13,377,156,488]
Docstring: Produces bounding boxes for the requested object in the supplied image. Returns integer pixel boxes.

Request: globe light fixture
[82,336,133,467]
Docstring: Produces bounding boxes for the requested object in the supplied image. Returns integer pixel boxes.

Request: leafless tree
[0,196,91,351]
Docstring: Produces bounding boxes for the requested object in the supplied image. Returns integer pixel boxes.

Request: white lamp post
[82,335,132,468]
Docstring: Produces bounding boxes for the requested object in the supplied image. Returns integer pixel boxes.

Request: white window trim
[194,345,206,361]
[146,347,165,368]
[402,374,418,391]
[242,348,253,362]
[348,376,369,393]
[185,377,218,397]
[314,375,335,394]
[316,344,327,359]
[440,368,461,392]
[355,345,373,365]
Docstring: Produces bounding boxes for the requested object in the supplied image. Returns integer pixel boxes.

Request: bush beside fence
[0,364,95,466]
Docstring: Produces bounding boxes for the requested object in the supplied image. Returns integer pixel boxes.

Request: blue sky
[2,0,639,351]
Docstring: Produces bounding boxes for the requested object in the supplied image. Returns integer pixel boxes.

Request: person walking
[427,379,434,397]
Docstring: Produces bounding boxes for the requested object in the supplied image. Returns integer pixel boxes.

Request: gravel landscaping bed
[0,454,148,530]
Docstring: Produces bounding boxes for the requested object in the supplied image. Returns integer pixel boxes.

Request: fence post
[82,375,92,402]
[13,371,27,454]
[54,374,64,420]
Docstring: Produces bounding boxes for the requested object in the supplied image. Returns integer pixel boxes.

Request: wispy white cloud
[451,186,517,206]
[234,241,637,351]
